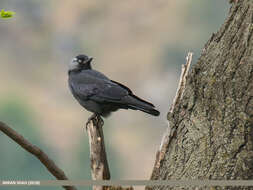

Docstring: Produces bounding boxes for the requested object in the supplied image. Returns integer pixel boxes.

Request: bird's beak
[87,57,93,64]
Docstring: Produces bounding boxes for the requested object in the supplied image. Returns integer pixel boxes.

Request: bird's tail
[123,95,160,116]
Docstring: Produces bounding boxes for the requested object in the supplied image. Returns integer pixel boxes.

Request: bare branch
[86,116,134,190]
[0,121,77,190]
[170,52,193,113]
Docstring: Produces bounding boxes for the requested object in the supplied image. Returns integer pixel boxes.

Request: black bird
[68,54,160,121]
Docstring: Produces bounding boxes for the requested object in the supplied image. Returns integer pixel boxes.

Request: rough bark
[147,0,253,189]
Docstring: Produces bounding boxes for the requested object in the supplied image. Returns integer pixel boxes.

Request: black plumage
[68,54,160,118]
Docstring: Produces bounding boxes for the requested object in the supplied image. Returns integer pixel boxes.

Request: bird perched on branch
[68,54,160,122]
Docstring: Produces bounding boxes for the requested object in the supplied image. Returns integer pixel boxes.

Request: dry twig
[154,52,193,169]
[86,116,110,190]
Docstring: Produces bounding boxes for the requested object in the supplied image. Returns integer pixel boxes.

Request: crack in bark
[228,119,239,144]
[246,25,253,48]
[245,96,253,115]
[215,3,240,42]
[228,5,249,50]
[232,134,247,160]
[240,65,253,112]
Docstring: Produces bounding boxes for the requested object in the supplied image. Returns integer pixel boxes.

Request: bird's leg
[98,115,104,126]
[85,113,104,130]
[86,113,97,127]
[85,113,105,128]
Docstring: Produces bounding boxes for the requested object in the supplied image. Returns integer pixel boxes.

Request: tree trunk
[147,0,253,189]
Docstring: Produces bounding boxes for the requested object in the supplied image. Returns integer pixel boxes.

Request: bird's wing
[90,81,130,103]
[111,80,155,107]
[70,77,130,103]
[69,81,99,100]
[110,80,132,93]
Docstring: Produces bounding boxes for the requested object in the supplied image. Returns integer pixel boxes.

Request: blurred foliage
[75,137,91,179]
[103,123,121,179]
[0,96,42,143]
[0,9,15,18]
[161,45,187,71]
[187,0,228,30]
[161,0,228,71]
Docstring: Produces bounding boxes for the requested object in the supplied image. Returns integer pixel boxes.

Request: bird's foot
[85,113,104,129]
[86,113,97,127]
[98,116,104,126]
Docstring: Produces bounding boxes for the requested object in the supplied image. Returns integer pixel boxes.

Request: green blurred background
[0,0,228,189]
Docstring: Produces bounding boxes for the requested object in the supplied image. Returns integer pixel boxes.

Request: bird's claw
[86,113,96,128]
[85,113,104,129]
[99,117,104,126]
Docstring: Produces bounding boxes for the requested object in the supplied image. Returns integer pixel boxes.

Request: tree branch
[86,116,110,190]
[86,116,134,190]
[0,121,77,190]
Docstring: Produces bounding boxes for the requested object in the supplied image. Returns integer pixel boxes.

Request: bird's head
[69,54,93,72]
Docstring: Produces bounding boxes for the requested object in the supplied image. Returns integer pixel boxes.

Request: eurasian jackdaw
[68,54,160,121]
